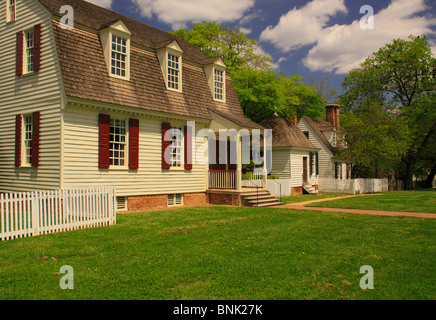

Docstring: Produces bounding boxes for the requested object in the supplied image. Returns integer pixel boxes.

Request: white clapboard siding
[298,118,334,179]
[0,186,116,241]
[62,105,208,196]
[270,148,291,178]
[0,0,63,193]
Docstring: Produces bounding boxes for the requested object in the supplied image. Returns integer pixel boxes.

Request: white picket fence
[0,186,116,241]
[318,178,388,194]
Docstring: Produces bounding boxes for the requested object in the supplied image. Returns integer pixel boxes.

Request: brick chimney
[293,113,298,126]
[325,104,340,129]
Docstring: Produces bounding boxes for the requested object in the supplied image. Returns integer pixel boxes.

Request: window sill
[20,71,37,77]
[109,74,130,81]
[166,87,182,93]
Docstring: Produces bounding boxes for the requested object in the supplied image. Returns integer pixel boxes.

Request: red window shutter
[162,122,171,170]
[15,114,22,167]
[98,114,111,169]
[129,118,139,170]
[184,125,192,170]
[31,111,41,167]
[16,31,23,76]
[33,24,42,72]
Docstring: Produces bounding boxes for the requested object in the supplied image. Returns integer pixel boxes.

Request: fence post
[31,192,39,237]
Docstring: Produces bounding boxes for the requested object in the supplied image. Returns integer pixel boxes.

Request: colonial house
[260,116,320,195]
[0,0,280,211]
[297,104,350,180]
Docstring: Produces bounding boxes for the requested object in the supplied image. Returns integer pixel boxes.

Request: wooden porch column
[263,130,268,190]
[236,134,242,192]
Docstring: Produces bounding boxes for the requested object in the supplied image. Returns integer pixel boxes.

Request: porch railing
[208,170,237,190]
[241,170,264,189]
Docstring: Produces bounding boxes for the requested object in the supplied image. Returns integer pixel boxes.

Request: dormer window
[6,0,16,23]
[111,35,127,78]
[167,53,180,90]
[157,41,183,93]
[214,68,224,101]
[99,20,131,81]
[203,59,227,102]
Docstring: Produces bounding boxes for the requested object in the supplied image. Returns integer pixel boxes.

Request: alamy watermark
[360,5,375,30]
[360,265,374,290]
[59,265,74,290]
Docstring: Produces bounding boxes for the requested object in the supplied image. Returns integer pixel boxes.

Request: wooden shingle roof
[38,0,263,128]
[301,116,343,154]
[260,116,318,150]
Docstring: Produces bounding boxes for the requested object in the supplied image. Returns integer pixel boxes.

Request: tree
[339,35,436,188]
[338,104,411,178]
[173,22,325,123]
[310,75,338,104]
[171,21,272,73]
[231,69,325,123]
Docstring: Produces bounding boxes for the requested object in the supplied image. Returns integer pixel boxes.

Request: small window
[24,29,34,73]
[23,115,32,166]
[6,0,16,23]
[109,118,127,167]
[303,131,309,139]
[111,35,127,78]
[170,127,183,167]
[167,53,180,90]
[214,68,224,101]
[332,132,337,147]
[168,194,183,207]
[116,196,127,211]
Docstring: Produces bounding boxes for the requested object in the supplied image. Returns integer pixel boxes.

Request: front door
[303,157,308,183]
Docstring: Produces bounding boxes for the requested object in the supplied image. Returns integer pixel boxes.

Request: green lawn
[0,206,434,300]
[307,190,436,214]
[281,193,345,204]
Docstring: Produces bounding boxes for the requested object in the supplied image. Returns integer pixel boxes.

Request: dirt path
[274,195,436,219]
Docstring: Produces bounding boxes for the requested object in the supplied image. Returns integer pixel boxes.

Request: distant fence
[267,179,292,197]
[318,178,388,194]
[0,186,116,241]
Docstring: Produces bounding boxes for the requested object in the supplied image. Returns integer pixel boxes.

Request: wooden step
[252,201,283,207]
[247,197,279,204]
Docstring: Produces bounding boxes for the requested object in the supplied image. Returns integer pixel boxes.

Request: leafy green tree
[231,69,324,123]
[173,22,325,123]
[339,104,411,178]
[172,21,272,73]
[339,35,436,188]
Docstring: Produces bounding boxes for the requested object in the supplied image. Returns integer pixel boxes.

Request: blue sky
[87,0,436,99]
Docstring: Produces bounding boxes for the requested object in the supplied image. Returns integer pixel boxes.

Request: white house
[0,0,281,211]
[297,104,350,181]
[261,116,320,195]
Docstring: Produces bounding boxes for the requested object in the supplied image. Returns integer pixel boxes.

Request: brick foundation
[126,192,208,212]
[207,192,242,207]
[291,186,303,196]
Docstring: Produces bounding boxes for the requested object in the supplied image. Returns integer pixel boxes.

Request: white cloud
[85,0,112,9]
[260,0,347,52]
[131,0,255,30]
[260,0,436,74]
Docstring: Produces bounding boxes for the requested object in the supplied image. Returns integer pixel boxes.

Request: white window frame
[214,68,225,101]
[109,118,128,168]
[110,34,128,78]
[167,52,181,91]
[6,0,16,23]
[169,127,184,168]
[22,114,33,167]
[168,194,183,207]
[24,28,34,74]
